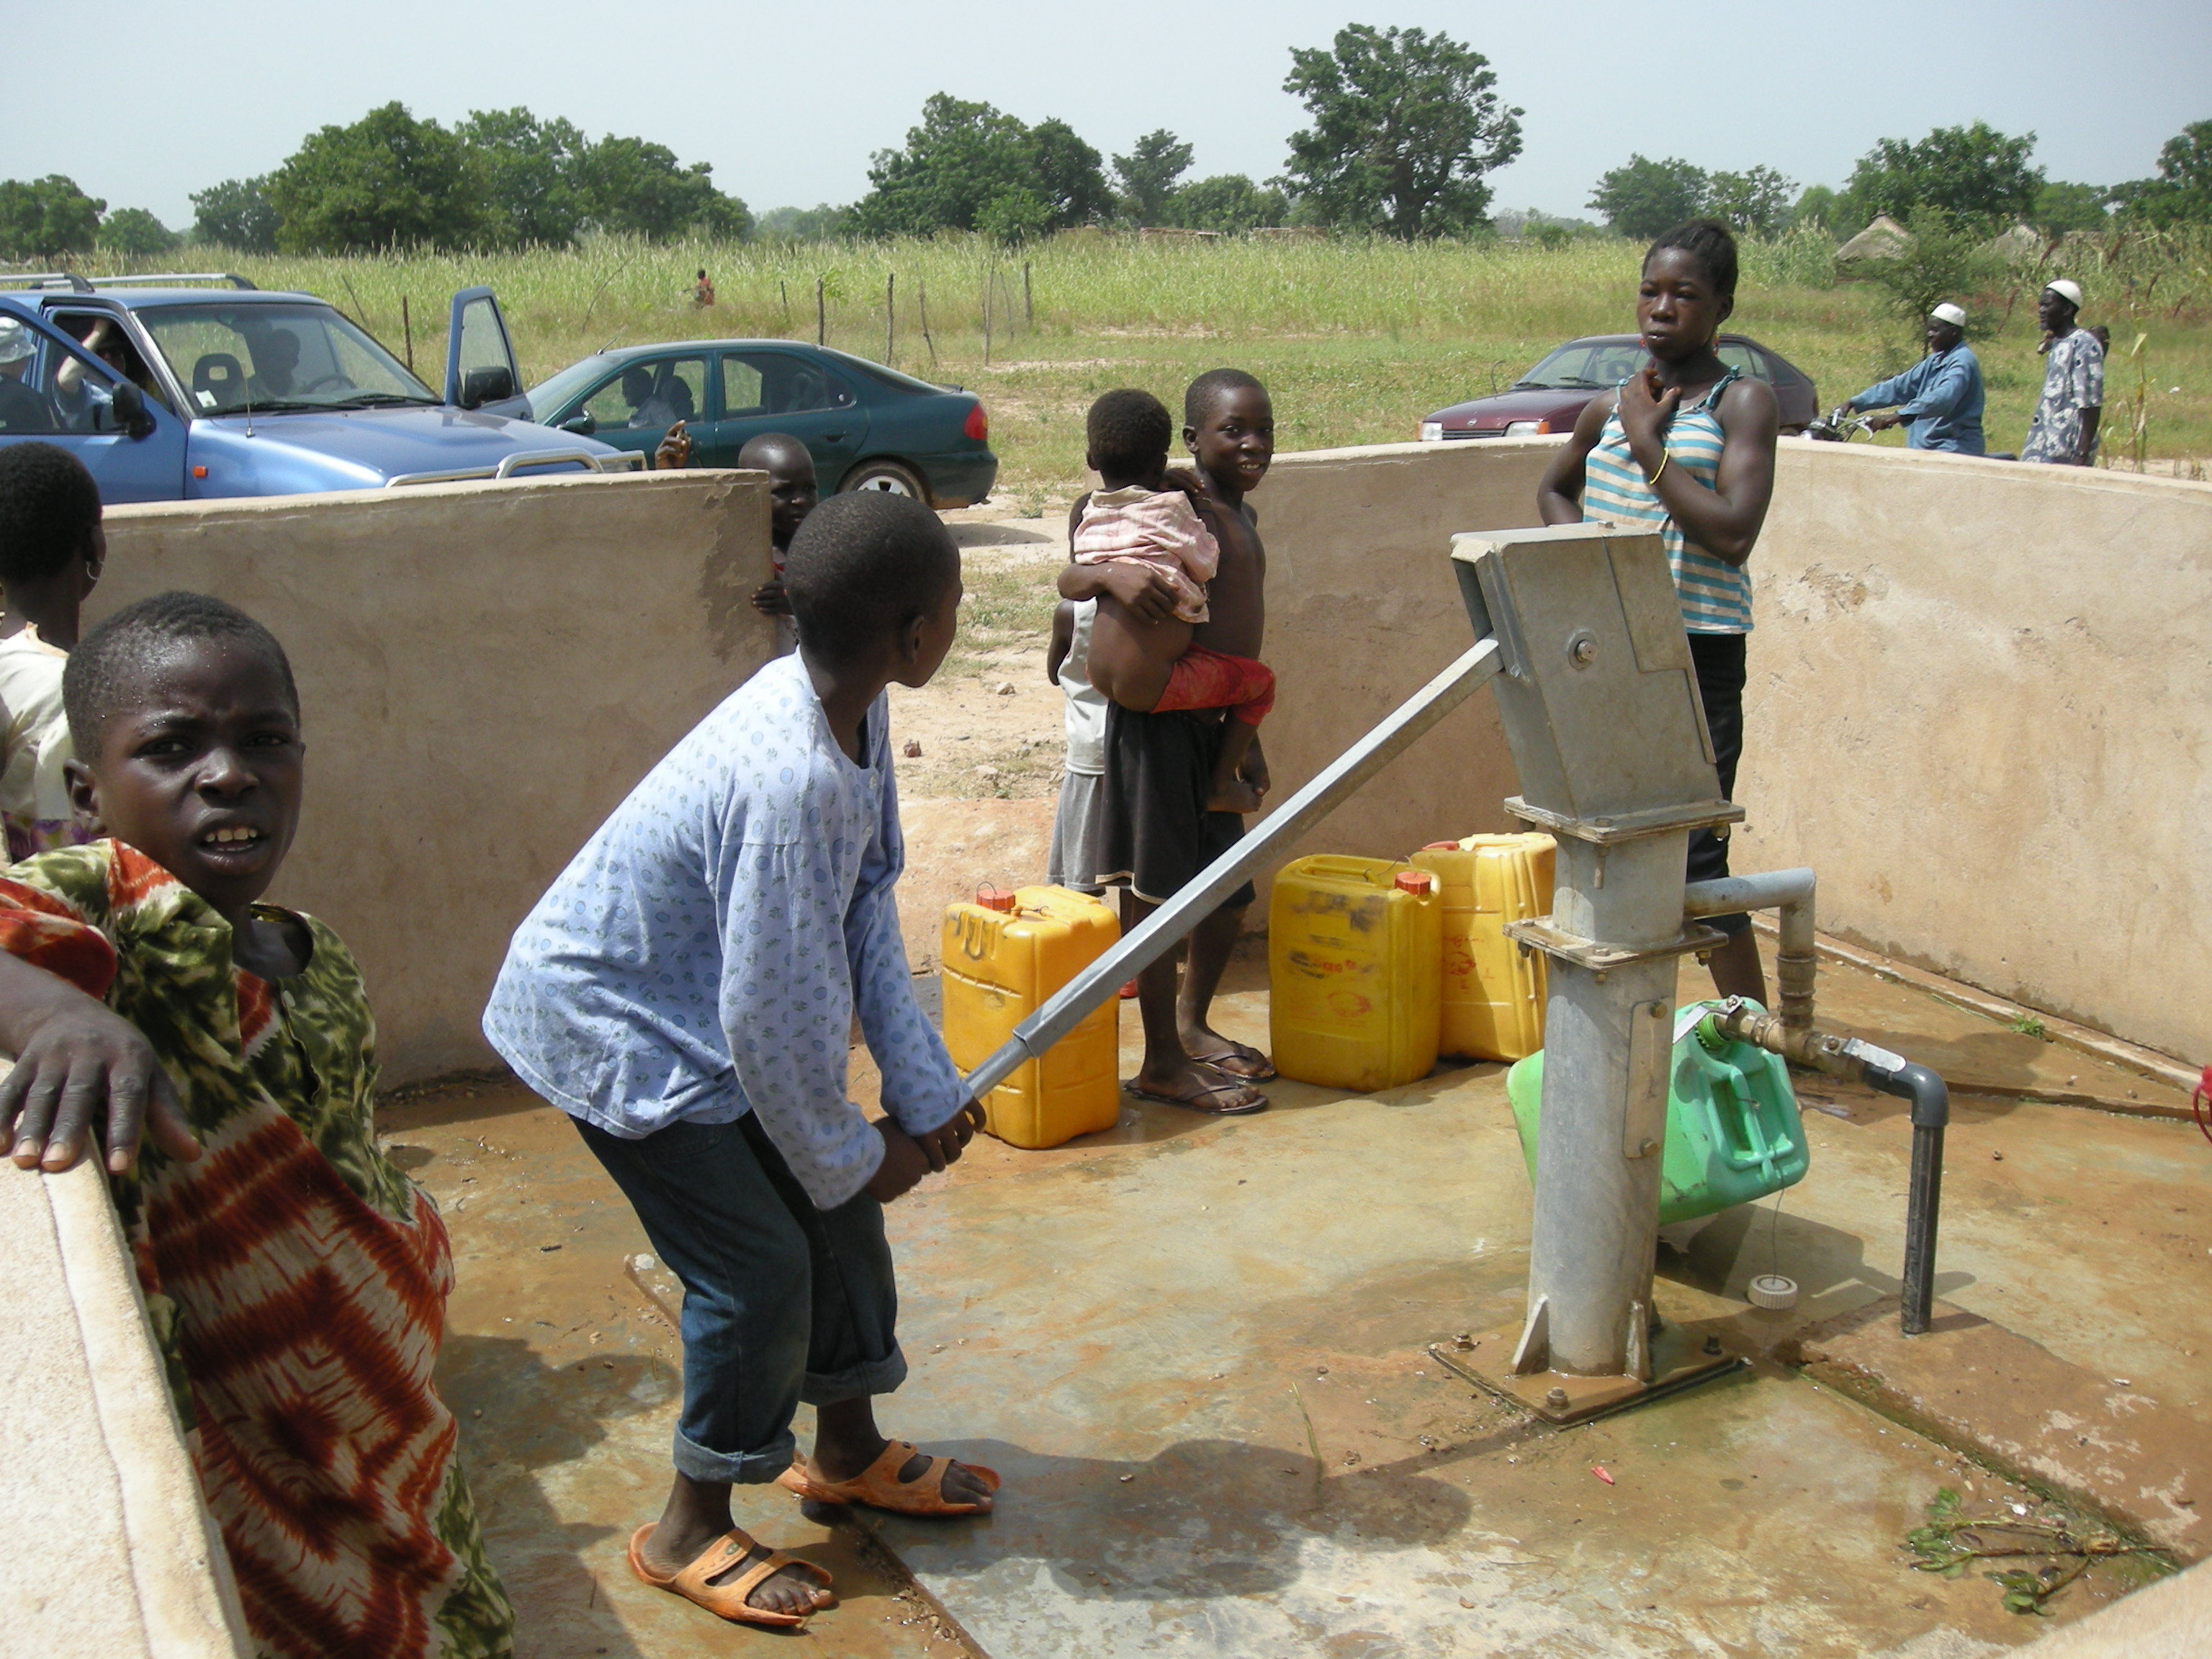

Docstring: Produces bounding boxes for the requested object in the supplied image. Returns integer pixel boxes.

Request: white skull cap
[0,317,32,365]
[1930,303,1967,328]
[2044,279,2085,310]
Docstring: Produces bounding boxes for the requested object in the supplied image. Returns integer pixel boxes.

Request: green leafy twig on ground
[1905,1486,2165,1615]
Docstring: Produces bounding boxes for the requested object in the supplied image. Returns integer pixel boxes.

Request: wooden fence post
[885,272,895,365]
[982,266,993,366]
[918,281,936,366]
[815,276,826,346]
[1023,261,1033,328]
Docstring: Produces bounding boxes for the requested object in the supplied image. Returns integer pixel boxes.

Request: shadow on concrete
[949,521,1055,547]
[1659,1202,1975,1314]
[873,1432,1478,1604]
[440,1333,669,1659]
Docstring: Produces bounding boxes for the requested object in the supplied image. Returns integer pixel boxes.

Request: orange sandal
[626,1524,833,1628]
[776,1439,1002,1516]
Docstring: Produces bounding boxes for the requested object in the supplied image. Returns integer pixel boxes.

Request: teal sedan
[526,340,997,505]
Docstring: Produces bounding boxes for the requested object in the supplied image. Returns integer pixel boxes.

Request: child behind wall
[0,443,107,859]
[1074,390,1274,814]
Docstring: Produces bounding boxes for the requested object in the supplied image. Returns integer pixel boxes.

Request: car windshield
[1514,341,1649,391]
[135,302,436,415]
[527,354,617,417]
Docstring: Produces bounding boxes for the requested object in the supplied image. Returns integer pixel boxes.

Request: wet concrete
[383,943,2211,1655]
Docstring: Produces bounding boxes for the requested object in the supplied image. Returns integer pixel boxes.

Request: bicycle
[1803,405,1877,443]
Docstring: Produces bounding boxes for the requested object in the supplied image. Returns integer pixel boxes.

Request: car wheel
[841,458,929,502]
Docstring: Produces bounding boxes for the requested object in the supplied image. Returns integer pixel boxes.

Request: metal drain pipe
[1707,1001,1951,1337]
[1681,869,1817,1030]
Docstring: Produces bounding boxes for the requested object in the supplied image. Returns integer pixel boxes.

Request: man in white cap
[0,318,60,435]
[2022,279,2102,465]
[1845,302,1984,454]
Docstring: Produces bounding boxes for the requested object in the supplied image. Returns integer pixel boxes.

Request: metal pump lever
[959,638,1506,1102]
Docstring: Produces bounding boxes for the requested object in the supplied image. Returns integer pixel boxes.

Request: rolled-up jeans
[575,1112,907,1485]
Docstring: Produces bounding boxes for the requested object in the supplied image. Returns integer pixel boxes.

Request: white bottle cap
[1748,1273,1799,1310]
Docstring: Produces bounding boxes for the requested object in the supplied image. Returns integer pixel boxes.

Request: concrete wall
[1242,439,1552,899]
[1,1157,251,1658]
[96,472,774,1084]
[1249,437,2212,1061]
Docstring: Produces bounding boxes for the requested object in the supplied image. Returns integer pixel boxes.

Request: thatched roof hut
[1835,214,1911,268]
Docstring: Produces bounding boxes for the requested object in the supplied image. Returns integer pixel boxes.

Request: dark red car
[1419,333,1818,441]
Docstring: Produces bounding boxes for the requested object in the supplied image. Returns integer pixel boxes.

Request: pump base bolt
[1544,1386,1570,1408]
[1702,1336,1723,1357]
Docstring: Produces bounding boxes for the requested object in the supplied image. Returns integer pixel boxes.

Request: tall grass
[73,228,2212,502]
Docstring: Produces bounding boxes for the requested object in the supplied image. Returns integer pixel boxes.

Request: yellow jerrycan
[1269,855,1442,1092]
[940,885,1121,1149]
[1412,832,1556,1062]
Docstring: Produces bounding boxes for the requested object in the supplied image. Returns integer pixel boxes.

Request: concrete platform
[383,943,2210,1655]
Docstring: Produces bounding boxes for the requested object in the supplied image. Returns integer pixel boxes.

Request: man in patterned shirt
[485,491,995,1632]
[2022,279,2104,465]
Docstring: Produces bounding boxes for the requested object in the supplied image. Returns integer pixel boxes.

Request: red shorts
[1153,646,1274,727]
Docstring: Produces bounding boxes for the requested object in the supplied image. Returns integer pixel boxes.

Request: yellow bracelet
[1646,450,1671,487]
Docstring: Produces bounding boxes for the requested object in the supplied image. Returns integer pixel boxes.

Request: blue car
[0,276,637,503]
[526,340,998,506]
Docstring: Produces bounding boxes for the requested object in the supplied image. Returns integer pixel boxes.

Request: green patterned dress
[0,840,514,1659]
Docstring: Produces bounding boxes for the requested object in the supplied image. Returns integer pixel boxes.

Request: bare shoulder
[1066,489,1093,544]
[1717,374,1779,435]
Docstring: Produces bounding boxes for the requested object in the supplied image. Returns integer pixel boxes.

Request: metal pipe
[1709,1000,1951,1339]
[1683,868,1816,1030]
[1863,1060,1950,1336]
[960,639,1506,1101]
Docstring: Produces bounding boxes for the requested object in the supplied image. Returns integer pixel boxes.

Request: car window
[719,354,765,418]
[724,351,855,417]
[583,356,706,430]
[1718,342,1771,383]
[1521,341,1645,390]
[135,302,433,413]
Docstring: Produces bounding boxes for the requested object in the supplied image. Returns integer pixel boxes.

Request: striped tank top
[1581,368,1751,634]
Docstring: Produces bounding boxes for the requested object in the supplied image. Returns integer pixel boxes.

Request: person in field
[1536,219,1781,1006]
[0,593,515,1659]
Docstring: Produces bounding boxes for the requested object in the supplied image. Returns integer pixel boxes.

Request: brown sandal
[777,1439,1002,1516]
[626,1524,832,1628]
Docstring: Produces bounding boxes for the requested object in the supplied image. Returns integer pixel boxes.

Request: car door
[444,288,531,418]
[0,301,188,503]
[704,349,868,482]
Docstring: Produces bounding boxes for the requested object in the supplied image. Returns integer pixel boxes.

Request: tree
[1859,207,2002,347]
[2033,181,2113,235]
[269,102,492,251]
[850,94,1107,236]
[1026,119,1112,230]
[570,135,750,240]
[189,176,279,251]
[1841,122,2041,230]
[1706,166,1794,235]
[0,176,105,261]
[97,207,180,257]
[756,204,853,242]
[457,107,588,247]
[1169,174,1289,233]
[1282,24,1522,237]
[2113,120,2212,226]
[976,186,1050,246]
[1588,155,1707,240]
[1789,184,1845,237]
[1112,129,1192,226]
[852,95,1038,235]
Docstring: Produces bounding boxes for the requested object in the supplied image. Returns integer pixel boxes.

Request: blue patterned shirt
[483,652,963,1208]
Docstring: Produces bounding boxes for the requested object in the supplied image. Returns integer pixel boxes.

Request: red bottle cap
[976,885,1018,913]
[1395,871,1437,896]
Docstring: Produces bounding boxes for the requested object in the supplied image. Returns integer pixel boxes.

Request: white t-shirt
[0,626,78,860]
[1058,598,1107,775]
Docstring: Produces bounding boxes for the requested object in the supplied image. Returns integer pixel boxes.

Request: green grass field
[102,231,2212,505]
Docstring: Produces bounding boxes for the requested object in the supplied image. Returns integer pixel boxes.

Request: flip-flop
[777,1440,1002,1516]
[1125,1076,1269,1115]
[1186,1040,1277,1082]
[626,1524,832,1629]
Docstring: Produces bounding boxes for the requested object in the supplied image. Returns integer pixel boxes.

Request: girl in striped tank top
[1536,218,1780,1005]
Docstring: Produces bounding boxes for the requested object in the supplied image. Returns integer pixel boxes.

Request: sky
[21,0,2209,230]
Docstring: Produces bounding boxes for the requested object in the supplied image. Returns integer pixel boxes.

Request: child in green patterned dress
[0,591,513,1659]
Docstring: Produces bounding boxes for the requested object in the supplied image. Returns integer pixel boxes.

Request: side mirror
[559,411,597,437]
[110,381,156,441]
[458,365,517,410]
